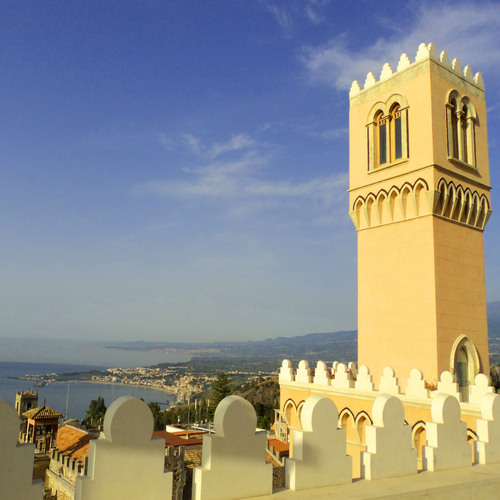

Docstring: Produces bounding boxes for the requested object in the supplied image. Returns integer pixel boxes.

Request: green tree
[148,401,166,431]
[209,372,232,416]
[83,397,106,428]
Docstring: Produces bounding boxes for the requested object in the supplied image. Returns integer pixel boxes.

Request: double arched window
[446,90,477,167]
[367,95,409,170]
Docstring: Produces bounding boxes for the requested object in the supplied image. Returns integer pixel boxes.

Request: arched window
[450,335,482,402]
[391,105,403,161]
[375,111,387,166]
[449,98,459,157]
[446,91,477,167]
[460,104,469,161]
[367,94,409,170]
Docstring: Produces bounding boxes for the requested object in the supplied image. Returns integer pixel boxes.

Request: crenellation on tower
[349,43,485,101]
[379,63,394,81]
[397,53,411,72]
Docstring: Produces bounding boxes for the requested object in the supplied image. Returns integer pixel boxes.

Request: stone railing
[279,359,495,406]
[3,389,500,499]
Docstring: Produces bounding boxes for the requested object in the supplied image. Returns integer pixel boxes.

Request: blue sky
[1,1,500,343]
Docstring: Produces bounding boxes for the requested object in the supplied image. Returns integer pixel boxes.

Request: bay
[0,338,191,419]
[0,360,179,420]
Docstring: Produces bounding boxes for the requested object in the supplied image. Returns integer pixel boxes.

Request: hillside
[119,330,357,365]
[488,301,500,364]
[234,377,280,407]
[488,301,500,335]
[117,300,500,366]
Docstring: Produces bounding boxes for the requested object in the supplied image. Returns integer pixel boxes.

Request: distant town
[12,361,278,406]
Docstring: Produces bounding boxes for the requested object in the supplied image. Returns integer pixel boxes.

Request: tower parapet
[349,42,485,100]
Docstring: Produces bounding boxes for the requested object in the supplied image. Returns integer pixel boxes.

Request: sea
[0,338,190,420]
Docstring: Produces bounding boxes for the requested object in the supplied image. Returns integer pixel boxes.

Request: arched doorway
[451,336,481,402]
[412,422,426,470]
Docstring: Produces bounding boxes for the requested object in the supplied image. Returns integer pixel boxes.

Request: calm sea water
[0,338,190,419]
[0,337,189,367]
[0,336,192,420]
[0,361,176,420]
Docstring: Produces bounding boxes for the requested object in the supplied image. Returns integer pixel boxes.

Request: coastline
[12,378,176,399]
[66,379,176,397]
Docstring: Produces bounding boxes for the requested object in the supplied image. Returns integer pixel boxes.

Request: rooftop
[23,405,64,420]
[20,392,38,399]
[152,430,203,448]
[53,424,97,466]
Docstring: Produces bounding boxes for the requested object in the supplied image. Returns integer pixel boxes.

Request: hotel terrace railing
[3,387,500,499]
[278,359,495,405]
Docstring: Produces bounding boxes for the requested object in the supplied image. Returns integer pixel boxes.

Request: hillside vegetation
[157,375,279,430]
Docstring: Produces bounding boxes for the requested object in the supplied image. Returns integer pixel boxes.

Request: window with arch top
[367,94,409,171]
[446,90,477,167]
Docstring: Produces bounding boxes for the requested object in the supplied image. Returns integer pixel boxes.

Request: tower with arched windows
[348,43,491,396]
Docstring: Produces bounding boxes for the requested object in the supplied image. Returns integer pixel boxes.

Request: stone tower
[348,43,491,397]
[15,390,38,416]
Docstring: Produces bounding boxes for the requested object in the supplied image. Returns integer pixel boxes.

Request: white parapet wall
[74,396,173,500]
[423,394,471,471]
[192,395,273,500]
[285,395,351,490]
[279,359,494,411]
[0,401,43,500]
[4,388,500,499]
[361,395,417,480]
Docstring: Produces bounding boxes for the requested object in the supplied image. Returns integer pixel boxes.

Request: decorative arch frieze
[350,177,491,231]
[338,407,355,426]
[433,178,491,230]
[354,410,373,446]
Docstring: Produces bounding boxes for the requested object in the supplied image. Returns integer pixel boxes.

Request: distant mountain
[110,330,357,364]
[488,301,500,337]
[109,302,500,366]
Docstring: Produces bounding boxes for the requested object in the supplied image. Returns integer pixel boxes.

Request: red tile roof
[23,405,64,420]
[21,392,38,398]
[170,429,207,438]
[54,425,97,465]
[267,438,289,453]
[153,431,203,447]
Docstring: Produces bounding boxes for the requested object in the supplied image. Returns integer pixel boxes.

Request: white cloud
[304,0,329,24]
[268,4,294,33]
[132,151,265,199]
[145,221,177,233]
[209,134,254,158]
[267,1,330,36]
[182,133,203,155]
[132,132,348,218]
[303,2,500,90]
[157,132,173,150]
[244,173,347,207]
[182,132,254,159]
[312,127,348,140]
